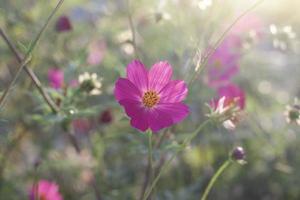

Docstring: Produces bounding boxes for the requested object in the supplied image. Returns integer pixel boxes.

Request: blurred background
[0,0,299,199]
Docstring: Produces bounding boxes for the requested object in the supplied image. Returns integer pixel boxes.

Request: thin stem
[148,130,153,179]
[0,0,64,110]
[142,119,211,200]
[33,164,40,200]
[126,0,139,59]
[188,0,265,85]
[201,160,231,200]
[139,130,153,200]
[0,28,59,113]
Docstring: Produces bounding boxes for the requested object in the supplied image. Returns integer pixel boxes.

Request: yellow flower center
[142,91,159,108]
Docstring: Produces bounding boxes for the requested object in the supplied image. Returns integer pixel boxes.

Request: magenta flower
[30,180,63,200]
[114,60,189,132]
[217,83,246,109]
[48,68,64,89]
[55,15,72,32]
[206,36,240,87]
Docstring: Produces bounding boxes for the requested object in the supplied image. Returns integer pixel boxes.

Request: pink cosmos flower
[48,68,64,89]
[206,36,240,87]
[209,84,245,130]
[217,83,246,110]
[114,60,189,132]
[55,15,72,32]
[29,180,63,200]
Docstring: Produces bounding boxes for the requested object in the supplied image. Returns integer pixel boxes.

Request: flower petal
[148,109,173,132]
[126,60,148,92]
[148,61,172,92]
[119,99,149,131]
[114,78,142,101]
[217,84,245,109]
[159,80,188,103]
[156,103,189,123]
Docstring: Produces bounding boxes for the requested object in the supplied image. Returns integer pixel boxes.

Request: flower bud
[56,15,72,32]
[99,109,113,124]
[230,146,246,164]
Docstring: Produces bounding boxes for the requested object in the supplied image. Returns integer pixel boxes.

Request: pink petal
[156,103,189,123]
[159,80,188,103]
[218,84,246,109]
[126,60,148,92]
[148,61,172,92]
[114,78,142,101]
[148,109,173,132]
[48,68,64,89]
[119,99,149,131]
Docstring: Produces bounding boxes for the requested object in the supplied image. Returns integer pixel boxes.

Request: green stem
[126,0,139,59]
[142,119,211,200]
[200,160,231,200]
[0,0,64,110]
[148,130,153,181]
[0,28,59,113]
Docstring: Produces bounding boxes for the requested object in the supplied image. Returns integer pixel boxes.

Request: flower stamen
[142,91,159,108]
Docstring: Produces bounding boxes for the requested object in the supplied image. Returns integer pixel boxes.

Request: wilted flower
[55,15,72,32]
[284,99,300,125]
[48,68,64,89]
[114,60,189,132]
[207,84,245,130]
[206,36,240,87]
[230,146,246,165]
[30,180,63,200]
[78,72,102,95]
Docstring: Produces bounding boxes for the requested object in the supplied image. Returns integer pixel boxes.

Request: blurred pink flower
[231,14,264,37]
[217,83,246,109]
[55,15,72,32]
[48,68,64,89]
[114,60,189,132]
[87,40,107,66]
[30,180,63,200]
[206,36,240,87]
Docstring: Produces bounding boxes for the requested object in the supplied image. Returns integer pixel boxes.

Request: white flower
[78,72,102,95]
